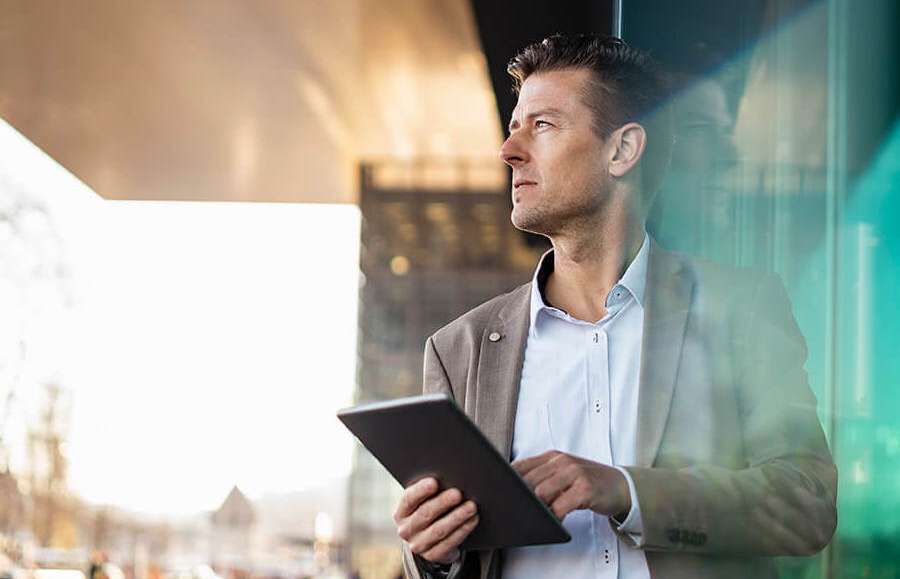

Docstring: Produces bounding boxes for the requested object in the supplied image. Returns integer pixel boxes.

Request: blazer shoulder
[429,282,530,351]
[660,250,798,351]
[666,248,776,300]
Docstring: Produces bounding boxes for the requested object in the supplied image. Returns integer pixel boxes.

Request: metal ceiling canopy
[0,0,502,203]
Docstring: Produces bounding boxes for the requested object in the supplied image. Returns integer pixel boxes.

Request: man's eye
[535,120,552,129]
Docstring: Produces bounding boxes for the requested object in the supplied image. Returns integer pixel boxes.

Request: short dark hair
[507,33,674,200]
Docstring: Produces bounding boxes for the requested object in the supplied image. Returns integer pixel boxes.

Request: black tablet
[337,393,571,550]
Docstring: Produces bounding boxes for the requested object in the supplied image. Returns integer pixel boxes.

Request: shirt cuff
[612,466,645,546]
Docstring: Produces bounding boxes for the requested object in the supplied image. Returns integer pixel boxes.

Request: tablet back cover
[338,393,570,550]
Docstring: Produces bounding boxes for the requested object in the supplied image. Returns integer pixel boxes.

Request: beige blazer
[403,240,837,579]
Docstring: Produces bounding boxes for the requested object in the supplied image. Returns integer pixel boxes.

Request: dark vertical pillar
[467,0,615,141]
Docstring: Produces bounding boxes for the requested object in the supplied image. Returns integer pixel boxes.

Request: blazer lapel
[472,284,530,579]
[473,283,531,460]
[635,241,694,467]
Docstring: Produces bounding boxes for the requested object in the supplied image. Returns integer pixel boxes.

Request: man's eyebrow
[508,108,566,131]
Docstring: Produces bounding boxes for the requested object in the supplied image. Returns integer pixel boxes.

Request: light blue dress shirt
[504,233,651,579]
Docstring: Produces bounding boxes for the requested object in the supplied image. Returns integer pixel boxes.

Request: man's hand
[748,485,837,556]
[394,477,480,565]
[512,450,632,520]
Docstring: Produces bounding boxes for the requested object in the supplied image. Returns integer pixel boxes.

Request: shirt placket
[591,327,613,461]
[587,324,617,576]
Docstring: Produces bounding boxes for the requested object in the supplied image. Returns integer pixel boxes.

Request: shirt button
[594,400,604,413]
[488,331,502,342]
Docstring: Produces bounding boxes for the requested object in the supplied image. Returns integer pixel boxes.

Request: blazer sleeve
[402,337,471,579]
[616,272,838,556]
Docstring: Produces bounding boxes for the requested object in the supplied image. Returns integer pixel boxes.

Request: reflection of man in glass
[394,34,836,579]
[647,76,738,260]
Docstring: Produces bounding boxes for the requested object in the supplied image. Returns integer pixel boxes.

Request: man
[394,34,837,579]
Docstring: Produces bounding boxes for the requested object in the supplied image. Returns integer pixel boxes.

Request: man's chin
[511,209,549,236]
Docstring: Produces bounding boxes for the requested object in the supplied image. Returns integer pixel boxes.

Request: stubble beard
[511,200,559,236]
[511,178,611,238]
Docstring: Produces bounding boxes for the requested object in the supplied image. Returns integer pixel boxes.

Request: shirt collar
[529,232,651,329]
[617,232,650,308]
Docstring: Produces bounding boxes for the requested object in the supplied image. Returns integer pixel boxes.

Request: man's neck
[544,219,645,324]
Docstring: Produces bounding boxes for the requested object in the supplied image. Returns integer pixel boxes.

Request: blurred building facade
[209,487,256,572]
[347,159,543,578]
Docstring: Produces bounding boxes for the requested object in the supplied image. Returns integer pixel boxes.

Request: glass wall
[626,0,900,577]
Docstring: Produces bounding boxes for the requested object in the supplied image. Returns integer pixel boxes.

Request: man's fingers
[750,490,833,555]
[533,463,578,505]
[402,488,463,539]
[409,501,477,558]
[761,494,811,542]
[512,450,560,477]
[766,492,832,554]
[550,483,589,520]
[790,486,837,548]
[750,502,811,555]
[522,453,572,491]
[420,513,480,564]
[394,477,439,522]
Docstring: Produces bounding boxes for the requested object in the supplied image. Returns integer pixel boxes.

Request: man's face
[500,68,611,236]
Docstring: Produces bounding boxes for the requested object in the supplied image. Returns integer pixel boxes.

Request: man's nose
[499,133,527,167]
[718,135,740,172]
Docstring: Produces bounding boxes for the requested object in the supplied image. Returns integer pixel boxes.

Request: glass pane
[627,0,900,577]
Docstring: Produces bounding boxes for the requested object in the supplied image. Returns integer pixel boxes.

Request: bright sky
[1,120,361,516]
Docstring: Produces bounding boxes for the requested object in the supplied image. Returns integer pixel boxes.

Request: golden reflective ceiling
[0,0,503,203]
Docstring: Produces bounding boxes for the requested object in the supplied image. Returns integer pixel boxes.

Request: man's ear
[607,122,647,178]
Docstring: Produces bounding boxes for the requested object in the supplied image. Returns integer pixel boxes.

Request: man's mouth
[513,179,537,189]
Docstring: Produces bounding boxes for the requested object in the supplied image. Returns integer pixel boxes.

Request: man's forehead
[510,99,565,119]
[511,69,591,118]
